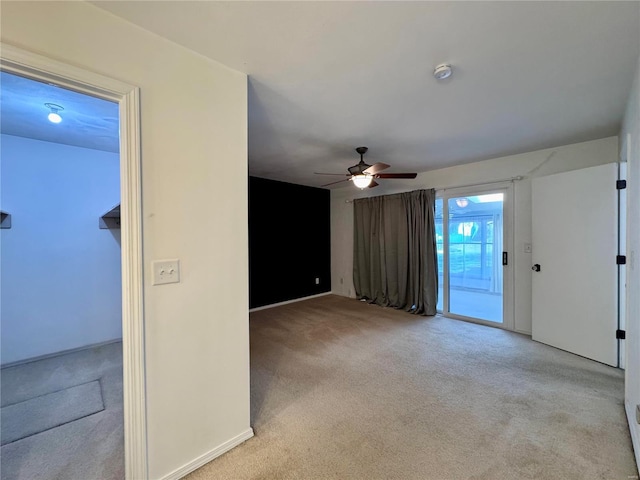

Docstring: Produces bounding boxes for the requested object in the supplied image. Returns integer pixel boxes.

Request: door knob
[532,264,541,272]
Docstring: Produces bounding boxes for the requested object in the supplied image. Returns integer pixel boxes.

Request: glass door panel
[447,193,504,323]
[435,198,444,312]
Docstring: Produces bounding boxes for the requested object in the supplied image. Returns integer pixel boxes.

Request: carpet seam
[1,407,107,447]
[0,378,102,409]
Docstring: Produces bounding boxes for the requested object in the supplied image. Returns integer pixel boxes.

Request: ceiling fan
[316,147,418,189]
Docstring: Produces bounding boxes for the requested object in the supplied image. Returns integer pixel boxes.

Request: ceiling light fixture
[433,64,453,81]
[455,198,469,208]
[45,103,64,124]
[352,175,373,189]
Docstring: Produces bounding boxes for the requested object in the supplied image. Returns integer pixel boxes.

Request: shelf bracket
[99,204,121,229]
[0,211,11,229]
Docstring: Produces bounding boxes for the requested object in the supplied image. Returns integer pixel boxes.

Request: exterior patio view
[435,194,504,322]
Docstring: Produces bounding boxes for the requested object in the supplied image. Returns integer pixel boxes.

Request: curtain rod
[434,175,523,192]
[344,176,523,203]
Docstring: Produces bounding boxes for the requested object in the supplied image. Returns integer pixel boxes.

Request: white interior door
[532,163,618,366]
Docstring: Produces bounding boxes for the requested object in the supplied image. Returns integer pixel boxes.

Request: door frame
[618,159,627,369]
[437,182,515,331]
[1,43,148,479]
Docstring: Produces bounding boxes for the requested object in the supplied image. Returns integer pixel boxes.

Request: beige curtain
[353,189,438,315]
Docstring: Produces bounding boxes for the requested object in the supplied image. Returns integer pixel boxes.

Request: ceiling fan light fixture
[433,64,453,81]
[352,174,373,189]
[45,103,64,124]
[316,146,417,188]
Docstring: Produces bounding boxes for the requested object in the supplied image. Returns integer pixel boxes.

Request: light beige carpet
[1,379,104,445]
[0,342,124,480]
[187,295,637,480]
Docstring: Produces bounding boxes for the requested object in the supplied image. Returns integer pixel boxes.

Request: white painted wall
[620,54,640,469]
[1,3,250,479]
[331,136,618,334]
[0,135,121,365]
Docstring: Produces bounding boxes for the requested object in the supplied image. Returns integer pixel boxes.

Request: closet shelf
[99,204,120,229]
[0,210,11,229]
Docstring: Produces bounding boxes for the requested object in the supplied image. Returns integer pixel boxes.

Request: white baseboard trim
[1,338,122,369]
[250,292,331,312]
[626,402,640,477]
[160,428,254,480]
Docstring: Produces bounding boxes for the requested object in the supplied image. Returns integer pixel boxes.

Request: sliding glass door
[436,186,513,328]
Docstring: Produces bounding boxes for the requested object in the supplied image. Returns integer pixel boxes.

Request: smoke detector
[433,64,453,80]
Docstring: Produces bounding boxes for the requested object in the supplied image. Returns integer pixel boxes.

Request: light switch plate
[153,259,180,285]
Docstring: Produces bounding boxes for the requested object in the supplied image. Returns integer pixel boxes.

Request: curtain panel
[353,189,438,315]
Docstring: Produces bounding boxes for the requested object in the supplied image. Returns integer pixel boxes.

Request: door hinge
[502,251,508,266]
[616,329,626,340]
[617,179,627,190]
[617,255,627,265]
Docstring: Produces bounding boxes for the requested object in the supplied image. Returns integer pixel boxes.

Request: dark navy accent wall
[249,177,331,309]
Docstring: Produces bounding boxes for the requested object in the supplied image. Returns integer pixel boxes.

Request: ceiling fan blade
[368,180,379,188]
[363,162,390,175]
[314,172,350,176]
[375,173,418,179]
[321,178,351,187]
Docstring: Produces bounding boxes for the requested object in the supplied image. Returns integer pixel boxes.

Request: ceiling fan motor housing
[349,147,370,175]
[349,162,370,175]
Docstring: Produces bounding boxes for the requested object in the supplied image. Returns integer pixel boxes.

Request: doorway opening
[0,70,124,479]
[435,184,514,330]
[0,44,146,479]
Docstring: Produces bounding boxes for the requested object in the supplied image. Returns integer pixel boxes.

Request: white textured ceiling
[0,71,119,153]
[93,1,640,187]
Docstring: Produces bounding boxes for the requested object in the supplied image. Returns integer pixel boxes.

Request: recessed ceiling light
[45,103,64,124]
[433,64,453,81]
